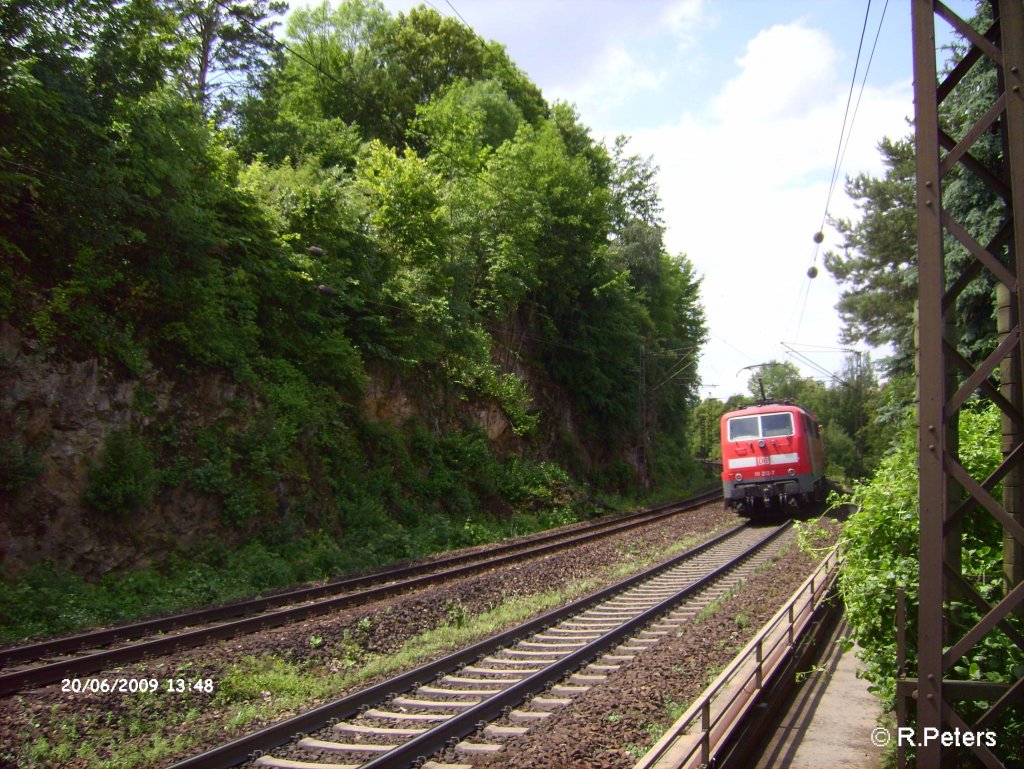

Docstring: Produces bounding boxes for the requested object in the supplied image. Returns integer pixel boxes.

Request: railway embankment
[460,523,837,769]
[0,500,739,768]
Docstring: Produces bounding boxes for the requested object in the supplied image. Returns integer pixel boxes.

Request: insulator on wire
[813,231,824,244]
[807,265,819,279]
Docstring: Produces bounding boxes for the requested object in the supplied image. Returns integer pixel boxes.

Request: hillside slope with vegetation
[0,0,708,639]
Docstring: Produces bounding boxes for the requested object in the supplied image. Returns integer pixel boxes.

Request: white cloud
[549,43,666,121]
[616,22,913,398]
[662,0,709,51]
[714,22,838,122]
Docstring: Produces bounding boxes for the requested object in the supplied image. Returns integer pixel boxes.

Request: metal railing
[634,544,841,769]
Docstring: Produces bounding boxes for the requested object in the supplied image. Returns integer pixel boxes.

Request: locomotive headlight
[735,473,743,481]
[758,439,766,448]
[787,468,795,476]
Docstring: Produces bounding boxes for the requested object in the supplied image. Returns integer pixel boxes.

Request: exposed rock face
[0,322,601,579]
[359,361,525,453]
[360,364,419,424]
[0,323,226,577]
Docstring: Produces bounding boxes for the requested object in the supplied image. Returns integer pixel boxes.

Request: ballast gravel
[0,502,832,769]
[456,533,833,768]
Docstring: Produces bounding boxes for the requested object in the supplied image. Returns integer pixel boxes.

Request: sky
[335,0,973,400]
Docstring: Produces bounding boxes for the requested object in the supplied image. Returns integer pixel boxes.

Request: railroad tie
[530,696,572,708]
[508,709,553,721]
[558,621,619,630]
[483,725,530,738]
[361,708,452,722]
[296,737,394,753]
[332,722,424,738]
[254,757,358,769]
[550,684,590,696]
[480,656,546,667]
[390,696,479,710]
[533,633,597,642]
[517,640,587,650]
[417,685,504,696]
[455,741,504,754]
[454,667,536,677]
[540,627,604,636]
[496,649,563,658]
[570,673,608,684]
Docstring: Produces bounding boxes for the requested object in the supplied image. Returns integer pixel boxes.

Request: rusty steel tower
[910,1,1024,767]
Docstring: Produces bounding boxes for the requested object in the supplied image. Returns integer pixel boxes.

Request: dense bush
[82,429,158,517]
[0,451,588,641]
[836,402,1023,761]
[0,0,711,638]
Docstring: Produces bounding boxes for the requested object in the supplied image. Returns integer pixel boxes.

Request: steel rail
[634,544,841,769]
[0,490,717,666]
[356,523,791,769]
[168,520,787,769]
[0,490,722,696]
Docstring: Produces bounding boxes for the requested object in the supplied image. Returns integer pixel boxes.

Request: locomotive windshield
[761,413,794,437]
[727,416,760,440]
[727,412,795,440]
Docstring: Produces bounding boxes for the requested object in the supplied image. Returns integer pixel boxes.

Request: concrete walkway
[752,618,884,769]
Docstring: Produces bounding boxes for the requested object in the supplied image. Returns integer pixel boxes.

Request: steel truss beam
[912,1,1024,767]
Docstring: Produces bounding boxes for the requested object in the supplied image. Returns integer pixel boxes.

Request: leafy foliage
[837,403,1023,730]
[82,428,158,517]
[824,4,1004,380]
[1,0,711,632]
[824,137,917,377]
[0,436,43,492]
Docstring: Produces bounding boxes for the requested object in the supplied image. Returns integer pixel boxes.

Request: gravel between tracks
[0,502,753,768]
[455,528,835,768]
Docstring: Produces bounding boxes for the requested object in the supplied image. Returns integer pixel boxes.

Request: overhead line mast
[910,2,1024,767]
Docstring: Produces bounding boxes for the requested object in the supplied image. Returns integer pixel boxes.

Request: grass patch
[7,514,731,768]
[0,494,593,644]
[11,693,201,769]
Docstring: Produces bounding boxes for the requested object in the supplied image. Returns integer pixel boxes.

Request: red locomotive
[719,400,826,513]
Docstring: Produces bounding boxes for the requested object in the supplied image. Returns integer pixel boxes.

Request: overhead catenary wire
[443,0,472,28]
[818,0,875,237]
[831,0,891,220]
[782,343,849,386]
[793,0,889,343]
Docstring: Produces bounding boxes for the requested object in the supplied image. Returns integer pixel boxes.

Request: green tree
[744,360,822,405]
[819,353,884,477]
[169,0,287,114]
[690,397,726,462]
[273,0,388,133]
[275,2,545,149]
[837,403,1022,761]
[609,135,662,232]
[825,5,1003,379]
[824,137,917,377]
[82,429,158,516]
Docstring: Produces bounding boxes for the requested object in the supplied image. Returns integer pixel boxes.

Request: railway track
[169,519,791,769]
[0,489,722,697]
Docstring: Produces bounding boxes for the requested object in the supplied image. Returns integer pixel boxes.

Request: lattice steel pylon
[911,1,1024,767]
